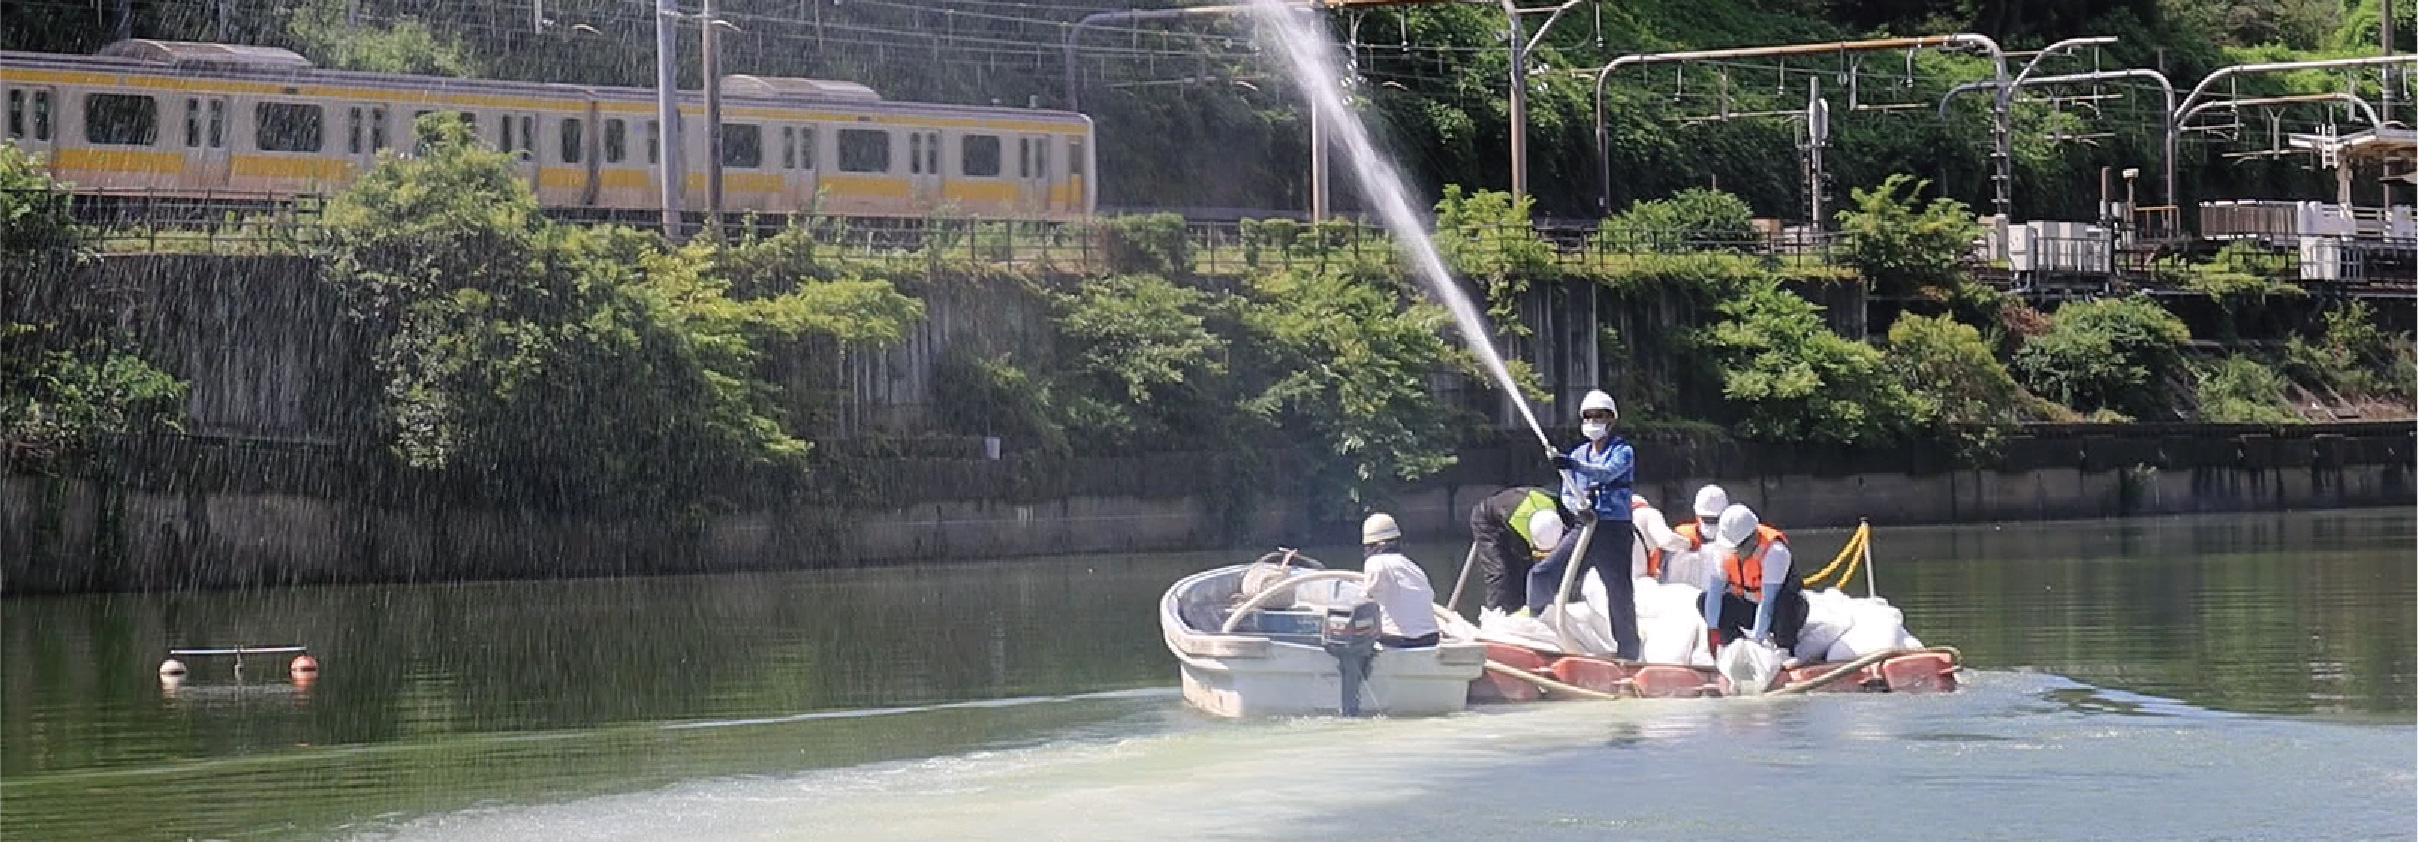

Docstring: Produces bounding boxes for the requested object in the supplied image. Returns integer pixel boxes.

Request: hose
[1482,660,1629,702]
[1549,520,1599,653]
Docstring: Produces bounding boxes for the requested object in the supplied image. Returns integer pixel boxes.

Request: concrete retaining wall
[6,424,2407,592]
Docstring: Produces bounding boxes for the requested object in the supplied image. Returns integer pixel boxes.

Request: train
[1,40,1096,220]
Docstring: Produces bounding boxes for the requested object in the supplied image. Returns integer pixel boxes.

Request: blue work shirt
[1559,435,1635,520]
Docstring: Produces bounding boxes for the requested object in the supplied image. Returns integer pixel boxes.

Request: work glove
[1550,454,1576,470]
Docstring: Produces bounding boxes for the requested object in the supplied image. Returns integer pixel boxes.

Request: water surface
[3,508,2410,839]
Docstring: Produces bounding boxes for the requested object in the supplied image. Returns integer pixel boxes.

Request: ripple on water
[343,669,2413,842]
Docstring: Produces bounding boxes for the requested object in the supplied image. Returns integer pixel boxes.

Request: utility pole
[2384,0,2398,127]
[655,0,685,238]
[703,0,725,241]
[1311,95,1329,219]
[1501,0,1584,202]
[1805,76,1828,228]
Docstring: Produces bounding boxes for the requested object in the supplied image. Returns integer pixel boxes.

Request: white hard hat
[1714,504,1760,547]
[1693,485,1730,518]
[1362,513,1402,544]
[1526,509,1564,550]
[1580,390,1618,417]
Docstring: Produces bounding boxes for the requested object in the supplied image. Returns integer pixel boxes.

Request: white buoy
[158,658,188,677]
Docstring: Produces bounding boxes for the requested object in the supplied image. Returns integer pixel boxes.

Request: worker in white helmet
[1700,504,1810,653]
[1465,486,1574,614]
[1359,513,1441,648]
[1525,389,1640,660]
[1658,484,1731,586]
[1626,493,1693,581]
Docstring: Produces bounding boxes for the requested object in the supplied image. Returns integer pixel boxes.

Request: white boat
[1159,551,1487,718]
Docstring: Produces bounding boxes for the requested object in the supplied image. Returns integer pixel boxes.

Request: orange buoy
[159,658,188,677]
[289,654,319,675]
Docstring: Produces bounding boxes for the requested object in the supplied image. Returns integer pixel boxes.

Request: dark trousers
[1713,578,1809,651]
[1379,632,1440,649]
[1468,498,1534,612]
[1525,519,1640,660]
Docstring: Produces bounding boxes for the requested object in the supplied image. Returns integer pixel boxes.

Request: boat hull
[1163,563,1487,718]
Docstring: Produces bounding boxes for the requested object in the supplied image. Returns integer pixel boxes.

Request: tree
[2013,295,2192,420]
[1886,313,2024,453]
[1703,278,1921,446]
[1236,263,1467,514]
[1836,174,1979,298]
[322,115,920,514]
[1596,187,1758,253]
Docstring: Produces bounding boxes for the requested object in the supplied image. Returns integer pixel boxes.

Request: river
[3,508,2411,840]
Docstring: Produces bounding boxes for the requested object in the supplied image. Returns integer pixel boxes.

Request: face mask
[1581,421,1609,441]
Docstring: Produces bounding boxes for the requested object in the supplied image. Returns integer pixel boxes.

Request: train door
[906,128,942,210]
[1016,133,1053,213]
[497,111,540,191]
[5,85,57,164]
[576,100,601,208]
[338,103,388,185]
[779,124,821,214]
[178,95,233,190]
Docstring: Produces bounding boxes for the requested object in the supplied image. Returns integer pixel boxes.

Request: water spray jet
[1245,0,1554,452]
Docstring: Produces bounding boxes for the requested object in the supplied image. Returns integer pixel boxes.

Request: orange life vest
[1719,524,1790,599]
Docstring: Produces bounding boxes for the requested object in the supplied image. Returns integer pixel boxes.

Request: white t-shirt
[1360,552,1440,639]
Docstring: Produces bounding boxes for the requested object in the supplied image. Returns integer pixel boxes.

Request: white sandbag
[1793,588,1857,661]
[1718,640,1785,695]
[1832,596,1913,658]
[1475,611,1562,652]
[1638,611,1708,665]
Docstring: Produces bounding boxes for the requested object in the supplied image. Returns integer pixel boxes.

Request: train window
[348,107,364,154]
[1034,137,1048,179]
[721,123,762,169]
[561,118,583,164]
[781,127,794,169]
[32,90,51,141]
[604,119,627,163]
[837,128,888,173]
[370,108,387,151]
[1069,139,1085,176]
[255,103,323,152]
[799,127,816,169]
[207,99,223,147]
[924,132,939,177]
[647,120,659,165]
[184,99,200,147]
[84,93,158,146]
[5,90,20,139]
[961,135,1001,177]
[518,115,534,155]
[499,115,513,153]
[908,133,921,175]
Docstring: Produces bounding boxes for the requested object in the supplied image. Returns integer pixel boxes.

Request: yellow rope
[1800,521,1869,589]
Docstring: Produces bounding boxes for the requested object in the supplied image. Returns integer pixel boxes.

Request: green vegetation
[1703,277,1920,446]
[2013,295,2194,421]
[1596,188,1758,254]
[1,143,187,462]
[1836,175,1980,299]
[321,116,921,515]
[1886,313,2024,449]
[2196,354,2302,423]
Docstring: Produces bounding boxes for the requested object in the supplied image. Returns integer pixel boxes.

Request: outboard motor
[1321,600,1382,716]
